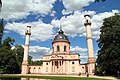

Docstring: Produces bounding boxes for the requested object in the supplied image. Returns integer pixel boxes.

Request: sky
[0,0,120,63]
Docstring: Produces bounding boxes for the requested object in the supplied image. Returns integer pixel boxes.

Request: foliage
[3,37,15,48]
[12,44,24,73]
[0,37,19,74]
[0,19,4,46]
[96,14,120,76]
[0,19,32,74]
[30,60,43,65]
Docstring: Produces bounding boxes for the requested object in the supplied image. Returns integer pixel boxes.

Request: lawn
[0,74,108,80]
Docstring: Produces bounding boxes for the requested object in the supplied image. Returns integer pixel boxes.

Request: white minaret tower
[84,15,95,76]
[21,26,31,74]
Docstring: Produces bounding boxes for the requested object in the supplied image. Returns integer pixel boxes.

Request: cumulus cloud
[5,20,54,41]
[29,46,51,59]
[28,45,88,62]
[5,10,119,42]
[70,46,88,59]
[70,46,87,53]
[0,0,56,20]
[62,0,94,14]
[52,10,95,37]
[52,10,119,39]
[91,10,119,39]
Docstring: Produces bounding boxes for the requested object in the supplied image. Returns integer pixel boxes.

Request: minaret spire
[58,22,64,34]
[84,15,95,76]
[21,26,31,74]
[60,23,62,31]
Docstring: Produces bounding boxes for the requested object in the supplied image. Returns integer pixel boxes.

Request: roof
[52,29,70,43]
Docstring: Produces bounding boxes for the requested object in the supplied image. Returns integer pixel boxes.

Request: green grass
[0,74,107,80]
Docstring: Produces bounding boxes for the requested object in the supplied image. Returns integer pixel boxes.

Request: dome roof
[53,29,70,43]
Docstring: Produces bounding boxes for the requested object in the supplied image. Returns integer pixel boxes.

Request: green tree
[96,14,120,76]
[3,37,15,48]
[30,60,43,65]
[13,44,33,73]
[13,44,24,73]
[0,37,19,74]
[0,19,4,46]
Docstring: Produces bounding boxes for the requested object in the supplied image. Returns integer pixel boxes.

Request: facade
[22,15,95,76]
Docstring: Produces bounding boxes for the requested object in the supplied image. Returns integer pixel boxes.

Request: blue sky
[0,0,120,63]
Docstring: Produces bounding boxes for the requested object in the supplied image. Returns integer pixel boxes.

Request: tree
[96,14,120,76]
[0,37,19,74]
[30,60,43,65]
[13,44,33,73]
[0,19,4,46]
[3,37,15,48]
[13,45,24,73]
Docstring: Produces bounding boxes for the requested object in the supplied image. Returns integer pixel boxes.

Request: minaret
[21,26,31,74]
[84,15,95,76]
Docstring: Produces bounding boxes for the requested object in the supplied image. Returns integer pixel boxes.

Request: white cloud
[5,10,119,42]
[91,10,119,39]
[70,46,88,58]
[5,20,54,41]
[0,0,56,20]
[28,45,88,62]
[52,10,95,37]
[29,46,51,59]
[70,46,88,63]
[70,46,87,53]
[62,0,94,14]
[52,10,119,39]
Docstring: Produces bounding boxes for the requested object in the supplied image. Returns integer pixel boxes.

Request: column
[51,61,53,74]
[61,60,63,74]
[21,26,31,74]
[84,15,95,76]
[53,61,55,74]
[58,61,60,74]
[60,60,61,74]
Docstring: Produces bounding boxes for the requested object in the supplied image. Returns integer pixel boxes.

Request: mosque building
[21,15,95,76]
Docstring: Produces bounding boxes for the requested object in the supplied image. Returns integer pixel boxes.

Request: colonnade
[51,60,63,74]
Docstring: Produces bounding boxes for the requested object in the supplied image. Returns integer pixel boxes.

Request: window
[64,46,66,52]
[72,62,74,64]
[46,63,48,65]
[53,47,54,51]
[72,66,75,72]
[57,45,60,52]
[55,61,58,66]
[46,67,48,72]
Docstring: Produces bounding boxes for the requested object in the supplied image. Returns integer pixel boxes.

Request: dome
[53,29,70,43]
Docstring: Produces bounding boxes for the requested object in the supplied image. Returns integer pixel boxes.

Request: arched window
[72,66,75,72]
[46,67,48,72]
[57,45,60,52]
[64,46,66,52]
